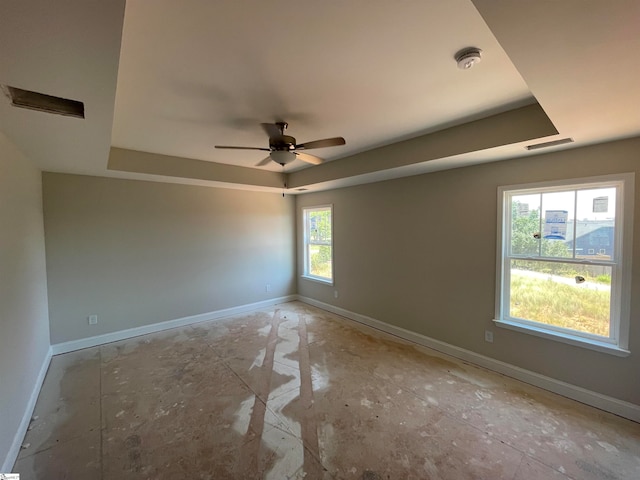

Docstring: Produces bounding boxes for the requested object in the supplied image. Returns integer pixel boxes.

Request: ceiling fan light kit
[455,47,482,70]
[215,121,346,167]
[270,150,297,165]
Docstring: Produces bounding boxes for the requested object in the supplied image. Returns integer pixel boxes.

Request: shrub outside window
[495,174,633,355]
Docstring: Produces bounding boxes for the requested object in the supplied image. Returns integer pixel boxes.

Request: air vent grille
[526,137,574,151]
[2,85,84,118]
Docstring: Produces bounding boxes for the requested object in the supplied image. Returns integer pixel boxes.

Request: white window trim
[494,173,634,356]
[302,204,334,285]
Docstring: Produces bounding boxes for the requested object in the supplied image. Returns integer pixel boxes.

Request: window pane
[308,245,332,278]
[509,259,611,337]
[304,206,333,281]
[575,188,616,260]
[540,191,573,258]
[510,194,541,256]
[308,209,331,244]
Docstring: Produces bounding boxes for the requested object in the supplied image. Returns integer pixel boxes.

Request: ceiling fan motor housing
[270,135,296,151]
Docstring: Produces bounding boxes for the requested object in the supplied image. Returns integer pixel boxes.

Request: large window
[495,174,633,355]
[303,205,333,284]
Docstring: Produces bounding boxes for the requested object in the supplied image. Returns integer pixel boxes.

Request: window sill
[493,319,630,357]
[301,275,334,286]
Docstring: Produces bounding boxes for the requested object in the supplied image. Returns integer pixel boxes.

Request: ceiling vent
[526,138,574,150]
[2,85,85,118]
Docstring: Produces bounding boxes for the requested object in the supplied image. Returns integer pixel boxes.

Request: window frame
[302,204,334,285]
[494,173,634,357]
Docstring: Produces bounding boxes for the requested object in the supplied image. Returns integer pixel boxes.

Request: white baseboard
[51,295,297,355]
[297,296,640,423]
[2,346,52,472]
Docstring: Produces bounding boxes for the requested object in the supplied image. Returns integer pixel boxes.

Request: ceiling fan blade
[256,156,272,167]
[261,123,284,139]
[295,152,324,165]
[215,145,270,151]
[296,137,345,150]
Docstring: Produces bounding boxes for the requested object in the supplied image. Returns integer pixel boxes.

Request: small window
[495,174,633,355]
[303,205,333,284]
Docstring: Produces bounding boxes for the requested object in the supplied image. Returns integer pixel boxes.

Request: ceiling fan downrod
[275,122,288,135]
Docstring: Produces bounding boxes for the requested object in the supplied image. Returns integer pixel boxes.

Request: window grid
[495,174,632,354]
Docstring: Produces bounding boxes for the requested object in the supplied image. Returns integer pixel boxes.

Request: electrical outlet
[88,315,98,325]
[484,330,493,343]
[265,284,271,292]
[334,290,339,299]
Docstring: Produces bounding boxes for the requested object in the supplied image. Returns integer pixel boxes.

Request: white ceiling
[112,0,532,171]
[1,0,639,193]
[0,0,124,176]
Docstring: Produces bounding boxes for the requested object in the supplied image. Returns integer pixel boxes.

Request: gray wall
[297,137,640,405]
[43,174,296,344]
[0,134,51,468]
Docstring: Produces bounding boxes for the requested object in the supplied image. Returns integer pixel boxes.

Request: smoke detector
[455,47,482,70]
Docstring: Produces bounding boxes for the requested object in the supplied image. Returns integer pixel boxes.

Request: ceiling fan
[215,122,346,167]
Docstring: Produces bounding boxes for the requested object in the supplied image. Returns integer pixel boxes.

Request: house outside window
[303,205,333,284]
[495,174,633,356]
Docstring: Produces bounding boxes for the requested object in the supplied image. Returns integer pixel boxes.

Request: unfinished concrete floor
[13,302,640,479]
